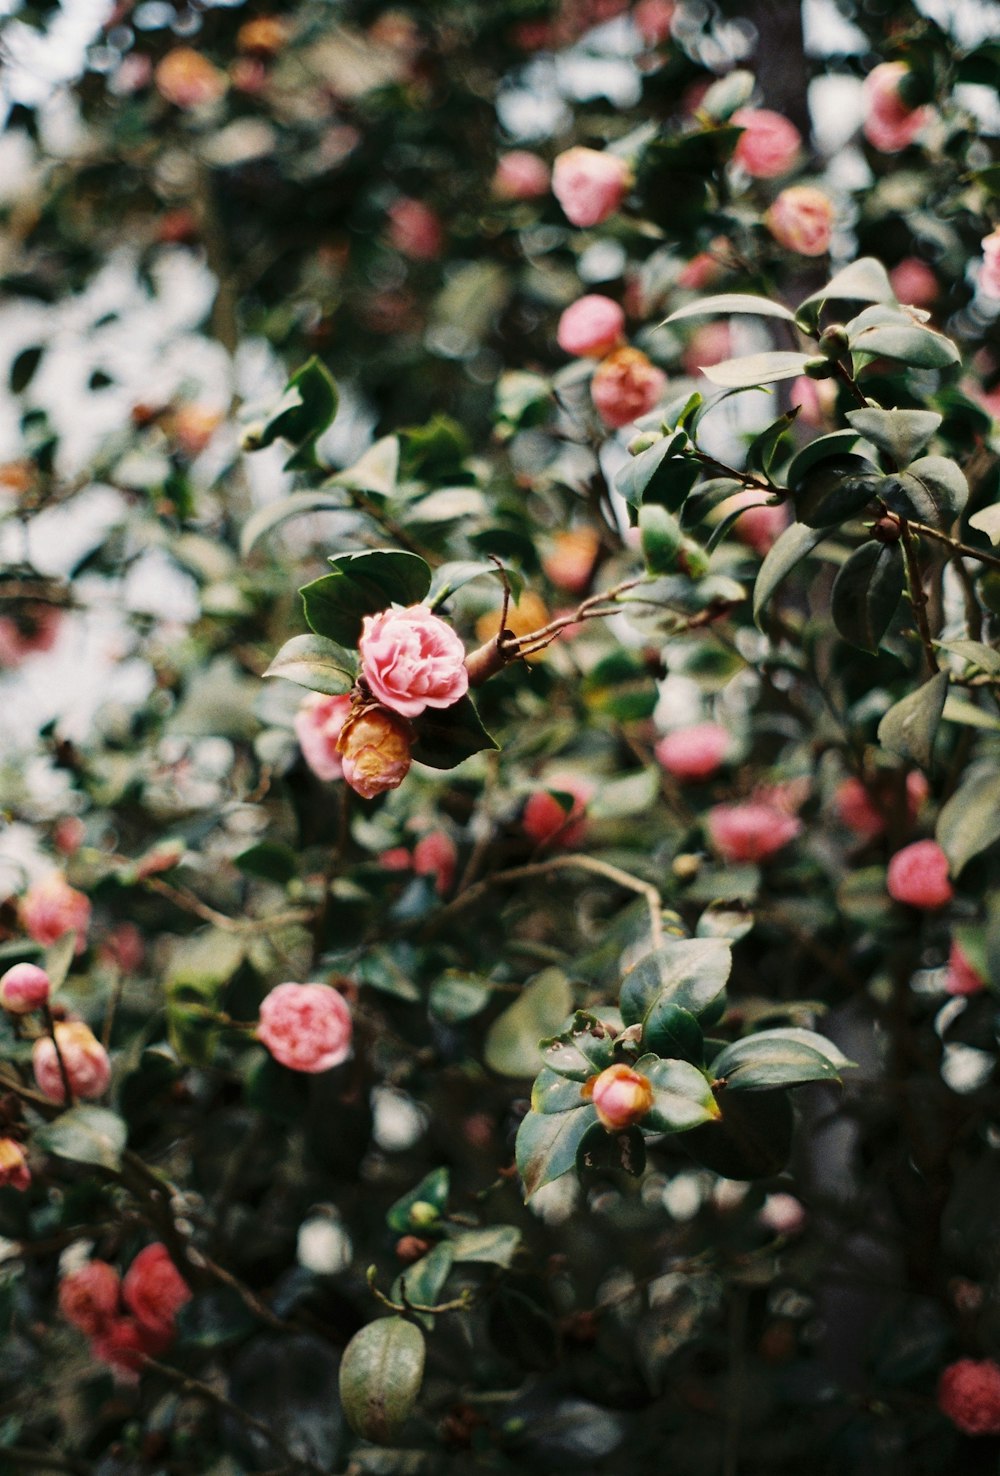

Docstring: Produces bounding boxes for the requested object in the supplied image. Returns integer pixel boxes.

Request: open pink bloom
[863,62,929,153]
[557,295,626,358]
[981,229,1000,299]
[523,773,595,849]
[294,693,352,781]
[0,1138,30,1192]
[360,605,468,719]
[0,962,51,1014]
[154,47,227,109]
[123,1244,192,1342]
[387,198,443,260]
[493,151,550,200]
[0,604,62,668]
[413,830,457,895]
[655,723,729,782]
[552,146,631,228]
[938,1358,1000,1436]
[337,705,412,799]
[587,1063,654,1131]
[835,770,928,840]
[591,347,667,428]
[766,186,833,256]
[59,1261,121,1337]
[731,108,801,178]
[707,803,802,863]
[887,839,953,909]
[33,1021,112,1102]
[257,982,353,1073]
[945,941,986,997]
[20,872,91,953]
[890,257,938,307]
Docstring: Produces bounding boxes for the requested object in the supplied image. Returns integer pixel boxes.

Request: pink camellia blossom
[890,257,938,307]
[707,802,802,863]
[54,816,85,856]
[0,1138,30,1192]
[938,1358,1000,1436]
[257,981,353,1073]
[337,705,413,799]
[887,839,953,909]
[92,1316,169,1380]
[862,62,929,154]
[586,1063,655,1131]
[359,605,468,719]
[557,295,626,358]
[58,1261,121,1337]
[294,693,352,781]
[945,941,986,997]
[789,375,835,427]
[655,723,730,782]
[682,320,732,376]
[33,1021,112,1102]
[543,527,601,594]
[591,347,667,428]
[379,846,412,872]
[0,604,62,669]
[633,0,675,46]
[387,198,443,261]
[154,47,227,109]
[492,151,550,200]
[552,146,631,228]
[523,773,595,849]
[0,962,51,1014]
[758,1192,806,1236]
[677,250,723,291]
[99,921,146,975]
[980,229,1000,299]
[835,770,929,841]
[731,108,801,178]
[20,872,91,953]
[413,830,458,895]
[123,1244,192,1342]
[766,186,834,256]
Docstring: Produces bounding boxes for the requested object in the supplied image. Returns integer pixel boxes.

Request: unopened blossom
[360,605,468,718]
[543,527,601,594]
[413,830,458,894]
[766,186,833,256]
[294,693,352,781]
[33,1021,112,1102]
[257,982,353,1073]
[91,1316,168,1379]
[945,941,986,997]
[938,1358,1000,1436]
[387,198,443,261]
[493,151,550,200]
[337,705,413,799]
[0,1138,30,1192]
[522,773,595,849]
[236,16,288,54]
[886,839,953,909]
[591,347,667,428]
[154,48,227,109]
[0,962,50,1014]
[863,62,929,153]
[655,723,729,782]
[552,146,631,228]
[557,295,626,358]
[587,1063,654,1131]
[731,108,801,178]
[122,1244,192,1342]
[21,872,91,953]
[708,803,802,863]
[58,1261,121,1337]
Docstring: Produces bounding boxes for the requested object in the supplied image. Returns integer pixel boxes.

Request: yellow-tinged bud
[336,705,412,800]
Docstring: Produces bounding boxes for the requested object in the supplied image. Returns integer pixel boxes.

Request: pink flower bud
[677,249,724,291]
[33,1021,112,1102]
[542,527,601,594]
[99,921,145,975]
[59,1261,121,1336]
[591,347,667,428]
[0,962,50,1014]
[938,1358,1000,1436]
[835,770,928,841]
[862,62,929,154]
[413,830,457,895]
[0,1138,30,1192]
[53,816,85,856]
[387,198,444,260]
[123,1244,192,1342]
[586,1063,654,1131]
[492,151,551,200]
[0,604,62,669]
[731,108,801,178]
[766,186,834,257]
[552,146,631,228]
[557,295,626,358]
[758,1191,806,1235]
[981,228,1000,299]
[359,605,468,719]
[154,47,227,109]
[522,774,595,849]
[886,839,953,909]
[655,723,730,782]
[890,257,938,307]
[945,941,985,997]
[257,981,353,1073]
[337,705,413,800]
[707,803,802,863]
[20,872,91,953]
[294,692,353,781]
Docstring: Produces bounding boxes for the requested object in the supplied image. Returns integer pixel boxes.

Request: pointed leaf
[702,352,813,389]
[36,1106,127,1172]
[339,1317,425,1444]
[387,1167,450,1233]
[831,540,904,651]
[252,357,339,470]
[515,1104,599,1198]
[936,640,1000,677]
[937,770,1000,875]
[711,1034,843,1091]
[240,491,349,558]
[301,549,432,647]
[878,457,968,524]
[969,504,1000,546]
[446,1226,522,1266]
[794,454,882,529]
[785,431,862,486]
[662,294,797,327]
[411,695,499,770]
[640,1057,720,1131]
[796,258,896,325]
[845,408,941,465]
[877,670,949,768]
[640,1000,704,1063]
[753,521,827,625]
[850,322,960,369]
[484,969,573,1078]
[532,1066,589,1113]
[539,1012,616,1081]
[620,939,732,1026]
[263,634,356,695]
[330,435,400,496]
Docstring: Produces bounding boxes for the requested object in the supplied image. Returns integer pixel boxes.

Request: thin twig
[898,517,939,673]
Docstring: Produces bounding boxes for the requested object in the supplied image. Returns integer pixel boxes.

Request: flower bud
[886,839,953,909]
[409,1200,440,1229]
[628,431,662,455]
[586,1063,654,1131]
[336,706,413,800]
[804,356,837,379]
[819,324,849,358]
[0,1137,30,1191]
[59,1261,121,1336]
[938,1358,1000,1436]
[395,1235,431,1263]
[32,1021,112,1102]
[0,962,51,1014]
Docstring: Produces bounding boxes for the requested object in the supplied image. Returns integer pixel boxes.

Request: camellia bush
[2,0,1000,1470]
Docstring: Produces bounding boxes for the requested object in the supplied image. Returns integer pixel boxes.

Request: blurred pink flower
[708,803,802,862]
[552,146,631,228]
[766,186,833,256]
[557,295,626,358]
[591,347,667,428]
[257,982,353,1073]
[731,108,801,178]
[886,839,953,909]
[655,723,729,782]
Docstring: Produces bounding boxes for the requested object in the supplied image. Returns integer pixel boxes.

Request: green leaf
[239,490,349,558]
[616,440,700,510]
[738,1026,852,1069]
[252,357,339,470]
[753,521,828,626]
[701,352,813,389]
[447,1225,522,1267]
[44,933,77,992]
[539,1012,616,1081]
[796,257,896,326]
[711,1034,843,1091]
[845,408,942,465]
[877,670,949,768]
[515,1104,599,1198]
[661,294,797,327]
[531,1066,589,1113]
[392,1242,454,1328]
[428,971,491,1023]
[36,1106,127,1171]
[639,503,682,572]
[968,504,1000,546]
[831,540,904,651]
[411,695,499,770]
[300,549,432,647]
[640,1000,703,1063]
[746,411,799,477]
[638,1056,720,1131]
[576,1120,647,1176]
[233,841,298,883]
[428,560,517,610]
[339,1317,425,1444]
[263,634,356,695]
[620,939,732,1026]
[165,929,245,1067]
[330,435,400,496]
[387,1167,450,1233]
[937,769,1000,875]
[484,969,573,1078]
[941,696,1000,732]
[937,640,1000,677]
[793,453,882,528]
[850,321,960,370]
[785,431,863,486]
[878,458,968,524]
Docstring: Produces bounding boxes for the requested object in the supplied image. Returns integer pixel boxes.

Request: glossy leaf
[849,321,960,369]
[793,453,881,529]
[36,1106,127,1172]
[969,503,1000,545]
[711,1033,843,1090]
[392,1242,454,1327]
[937,770,1000,875]
[701,351,813,389]
[539,1012,616,1081]
[617,441,700,510]
[253,357,339,470]
[845,408,941,465]
[339,1317,425,1444]
[240,490,349,558]
[830,540,904,651]
[331,435,400,495]
[301,549,432,647]
[576,1120,646,1176]
[639,1056,720,1132]
[785,431,862,486]
[640,999,704,1063]
[411,695,499,769]
[447,1225,522,1266]
[387,1167,450,1233]
[753,521,828,625]
[515,1104,599,1198]
[619,939,732,1026]
[877,670,949,768]
[878,457,968,524]
[796,257,896,326]
[661,294,797,327]
[263,634,356,695]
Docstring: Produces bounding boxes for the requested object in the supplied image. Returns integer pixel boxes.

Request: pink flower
[523,773,595,849]
[20,872,91,953]
[58,1261,121,1337]
[835,770,928,841]
[257,981,353,1073]
[413,830,457,894]
[387,198,443,261]
[54,816,85,856]
[0,962,50,1014]
[542,527,601,594]
[33,1021,112,1102]
[557,295,626,358]
[591,347,667,428]
[123,1244,192,1343]
[758,1192,806,1235]
[766,186,833,256]
[586,1063,654,1131]
[0,1138,30,1192]
[154,47,227,109]
[789,375,835,427]
[732,497,788,556]
[938,1358,1000,1436]
[945,941,985,997]
[99,921,145,975]
[379,846,412,872]
[294,693,352,781]
[863,62,929,153]
[0,604,62,668]
[493,151,550,200]
[980,228,1000,299]
[552,146,631,228]
[359,605,468,719]
[337,705,413,799]
[677,249,724,290]
[655,723,730,782]
[731,108,801,178]
[681,321,732,376]
[890,257,938,307]
[707,803,802,863]
[887,839,953,909]
[633,0,675,46]
[91,1316,168,1380]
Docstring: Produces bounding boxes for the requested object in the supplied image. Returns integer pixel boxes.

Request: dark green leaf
[576,1120,646,1176]
[234,841,298,884]
[515,1104,599,1198]
[878,457,967,524]
[937,770,1000,875]
[785,430,863,486]
[638,1056,720,1131]
[620,939,732,1026]
[539,1012,616,1081]
[711,1033,843,1090]
[300,549,432,647]
[753,521,828,625]
[639,503,682,573]
[387,1167,450,1233]
[845,408,941,464]
[411,695,499,769]
[641,1000,704,1063]
[446,1225,521,1266]
[831,540,904,651]
[252,357,339,470]
[746,411,799,476]
[339,1317,425,1444]
[531,1066,588,1113]
[616,441,700,510]
[682,1089,793,1178]
[10,345,43,394]
[36,1106,127,1171]
[392,1242,454,1328]
[263,634,356,695]
[877,670,949,768]
[793,453,882,528]
[428,971,491,1023]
